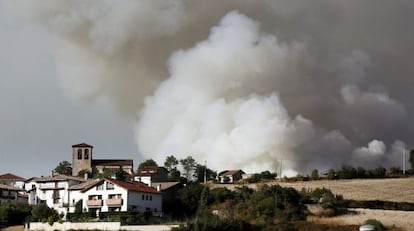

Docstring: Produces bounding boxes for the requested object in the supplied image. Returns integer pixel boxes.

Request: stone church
[71,143,134,176]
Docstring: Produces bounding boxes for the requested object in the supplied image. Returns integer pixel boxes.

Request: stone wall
[26,222,179,231]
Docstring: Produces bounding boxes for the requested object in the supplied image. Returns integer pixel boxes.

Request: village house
[81,178,162,215]
[72,143,134,176]
[218,169,245,183]
[134,166,169,186]
[24,174,86,216]
[134,166,181,204]
[0,173,26,189]
[0,183,27,204]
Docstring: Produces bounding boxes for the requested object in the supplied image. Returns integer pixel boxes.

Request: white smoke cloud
[136,11,316,172]
[351,140,406,169]
[4,0,414,173]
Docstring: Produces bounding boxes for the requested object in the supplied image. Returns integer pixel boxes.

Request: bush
[0,201,31,226]
[364,219,386,231]
[346,200,414,211]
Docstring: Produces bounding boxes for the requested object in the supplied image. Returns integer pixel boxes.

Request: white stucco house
[134,166,169,186]
[24,174,86,216]
[81,178,162,215]
[0,173,26,189]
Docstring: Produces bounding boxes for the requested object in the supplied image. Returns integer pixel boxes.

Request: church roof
[72,143,94,148]
[92,159,133,166]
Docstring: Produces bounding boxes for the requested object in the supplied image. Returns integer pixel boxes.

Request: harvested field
[277,178,414,203]
[210,177,414,203]
[308,208,414,231]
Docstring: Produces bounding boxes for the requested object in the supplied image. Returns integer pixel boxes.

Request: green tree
[389,166,401,176]
[356,167,367,178]
[30,203,58,223]
[367,166,386,178]
[74,200,83,213]
[77,169,91,178]
[137,159,158,171]
[53,161,72,175]
[0,201,31,225]
[194,164,217,183]
[176,183,206,216]
[310,169,319,180]
[95,167,126,180]
[260,170,277,180]
[180,156,197,182]
[327,168,336,180]
[164,155,179,171]
[338,165,357,179]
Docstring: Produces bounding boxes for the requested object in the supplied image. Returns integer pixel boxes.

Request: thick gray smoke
[4,0,414,174]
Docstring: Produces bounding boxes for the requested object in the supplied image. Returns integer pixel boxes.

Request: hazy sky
[1,1,414,177]
[0,7,139,178]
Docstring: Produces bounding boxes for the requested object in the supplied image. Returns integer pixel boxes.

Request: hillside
[210,177,414,203]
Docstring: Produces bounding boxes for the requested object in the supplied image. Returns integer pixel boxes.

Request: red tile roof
[106,178,160,194]
[218,169,245,176]
[0,173,25,181]
[31,174,86,183]
[136,166,168,176]
[72,143,94,148]
[92,159,133,166]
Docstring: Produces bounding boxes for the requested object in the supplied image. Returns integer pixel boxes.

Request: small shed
[218,170,245,183]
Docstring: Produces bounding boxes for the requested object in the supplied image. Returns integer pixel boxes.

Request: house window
[146,195,148,200]
[89,195,102,200]
[106,182,114,190]
[149,195,152,201]
[96,184,104,191]
[142,195,145,200]
[84,149,89,160]
[77,149,82,159]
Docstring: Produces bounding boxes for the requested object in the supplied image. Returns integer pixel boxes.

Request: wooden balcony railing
[86,199,103,207]
[106,198,123,206]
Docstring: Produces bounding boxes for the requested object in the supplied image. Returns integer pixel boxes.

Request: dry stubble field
[211,177,414,202]
[210,177,414,230]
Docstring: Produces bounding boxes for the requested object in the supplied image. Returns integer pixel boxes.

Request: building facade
[71,143,134,177]
[25,174,86,216]
[81,178,162,214]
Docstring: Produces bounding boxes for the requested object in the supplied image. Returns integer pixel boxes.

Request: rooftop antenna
[402,148,406,175]
[204,160,207,184]
[279,157,283,180]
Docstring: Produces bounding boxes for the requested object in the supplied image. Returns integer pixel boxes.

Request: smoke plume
[4,0,414,174]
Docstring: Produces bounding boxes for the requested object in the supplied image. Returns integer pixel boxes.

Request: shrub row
[345,200,414,211]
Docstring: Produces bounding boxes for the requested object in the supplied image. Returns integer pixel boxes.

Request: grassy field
[211,177,414,203]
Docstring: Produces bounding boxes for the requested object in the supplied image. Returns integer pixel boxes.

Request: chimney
[157,184,161,192]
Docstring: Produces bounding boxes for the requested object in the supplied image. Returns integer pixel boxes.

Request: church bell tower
[72,143,93,176]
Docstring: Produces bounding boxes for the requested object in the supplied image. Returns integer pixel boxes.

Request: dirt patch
[1,225,24,231]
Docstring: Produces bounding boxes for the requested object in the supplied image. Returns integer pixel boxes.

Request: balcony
[86,199,103,207]
[106,198,123,207]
